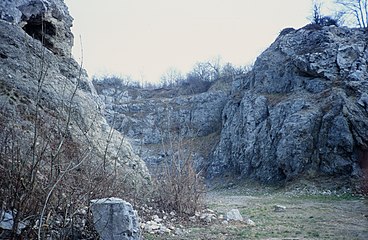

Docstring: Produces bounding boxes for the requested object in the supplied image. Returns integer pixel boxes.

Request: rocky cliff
[97,25,368,184]
[0,0,149,186]
[94,79,230,169]
[210,25,368,182]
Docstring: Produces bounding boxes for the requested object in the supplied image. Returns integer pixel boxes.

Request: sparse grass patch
[145,186,368,240]
[292,192,363,201]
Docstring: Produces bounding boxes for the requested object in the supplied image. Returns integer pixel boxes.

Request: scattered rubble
[140,207,255,236]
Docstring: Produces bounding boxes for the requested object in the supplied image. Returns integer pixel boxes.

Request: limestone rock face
[90,198,141,240]
[0,1,149,186]
[93,79,230,169]
[209,26,368,182]
[0,0,73,56]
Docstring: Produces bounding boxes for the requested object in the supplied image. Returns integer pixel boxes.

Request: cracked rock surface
[209,26,368,182]
[0,0,150,187]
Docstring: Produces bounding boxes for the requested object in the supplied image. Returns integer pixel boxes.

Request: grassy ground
[144,182,368,240]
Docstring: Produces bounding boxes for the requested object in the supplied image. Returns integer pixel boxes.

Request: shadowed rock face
[0,0,73,56]
[0,1,150,186]
[209,26,368,182]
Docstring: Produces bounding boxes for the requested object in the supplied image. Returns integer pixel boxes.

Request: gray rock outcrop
[94,79,230,169]
[0,0,73,56]
[95,25,368,184]
[91,198,141,240]
[209,26,368,182]
[0,0,149,185]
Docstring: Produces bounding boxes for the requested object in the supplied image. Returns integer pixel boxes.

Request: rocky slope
[210,25,368,182]
[0,0,149,186]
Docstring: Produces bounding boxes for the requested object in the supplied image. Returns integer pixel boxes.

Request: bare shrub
[0,99,134,239]
[0,45,136,240]
[152,133,205,216]
[309,1,340,27]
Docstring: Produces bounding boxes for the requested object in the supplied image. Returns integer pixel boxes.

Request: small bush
[153,137,205,216]
[320,16,339,26]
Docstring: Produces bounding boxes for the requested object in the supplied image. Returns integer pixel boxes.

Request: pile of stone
[90,197,257,239]
[141,214,176,235]
[188,208,255,226]
[140,207,256,236]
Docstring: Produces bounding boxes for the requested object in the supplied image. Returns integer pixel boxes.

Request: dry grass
[144,183,368,240]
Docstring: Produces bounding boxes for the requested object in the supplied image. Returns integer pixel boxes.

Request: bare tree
[309,1,340,26]
[335,0,368,27]
[189,62,214,82]
[160,67,184,87]
[207,56,222,80]
[311,1,323,24]
[221,62,251,80]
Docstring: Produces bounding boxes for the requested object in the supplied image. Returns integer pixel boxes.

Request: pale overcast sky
[64,0,335,83]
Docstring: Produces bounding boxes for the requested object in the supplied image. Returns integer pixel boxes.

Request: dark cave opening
[22,15,56,52]
[358,148,368,170]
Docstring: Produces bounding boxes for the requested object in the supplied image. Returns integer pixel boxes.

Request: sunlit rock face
[0,1,150,186]
[0,0,73,56]
[209,26,368,182]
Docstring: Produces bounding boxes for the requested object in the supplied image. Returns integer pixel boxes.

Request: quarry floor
[144,179,368,240]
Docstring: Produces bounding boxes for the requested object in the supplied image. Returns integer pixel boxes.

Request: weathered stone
[93,78,230,170]
[245,218,256,226]
[0,210,27,234]
[174,228,184,235]
[0,1,150,187]
[142,219,174,235]
[0,0,74,56]
[226,209,243,222]
[274,205,287,212]
[90,198,141,240]
[209,26,368,182]
[188,216,196,222]
[199,213,216,223]
[152,215,162,223]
